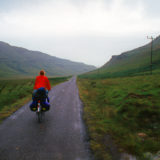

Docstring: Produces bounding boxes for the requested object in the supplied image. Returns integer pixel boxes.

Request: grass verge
[77,74,160,160]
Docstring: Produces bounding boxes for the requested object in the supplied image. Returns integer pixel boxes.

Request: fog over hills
[0,41,96,78]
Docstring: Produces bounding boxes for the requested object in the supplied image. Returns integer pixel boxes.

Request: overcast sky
[0,0,160,66]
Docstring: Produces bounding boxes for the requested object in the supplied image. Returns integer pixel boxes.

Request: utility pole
[147,36,154,75]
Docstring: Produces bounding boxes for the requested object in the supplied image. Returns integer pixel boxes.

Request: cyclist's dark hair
[40,70,45,75]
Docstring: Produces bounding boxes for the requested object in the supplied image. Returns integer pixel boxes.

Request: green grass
[77,74,160,159]
[0,76,70,122]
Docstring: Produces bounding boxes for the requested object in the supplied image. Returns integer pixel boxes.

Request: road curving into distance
[0,77,92,160]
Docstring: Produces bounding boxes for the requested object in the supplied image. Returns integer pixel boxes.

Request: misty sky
[0,0,160,66]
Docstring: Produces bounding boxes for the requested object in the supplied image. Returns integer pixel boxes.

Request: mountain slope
[0,41,96,78]
[82,35,160,78]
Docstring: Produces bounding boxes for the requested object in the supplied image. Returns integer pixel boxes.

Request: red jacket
[34,75,51,91]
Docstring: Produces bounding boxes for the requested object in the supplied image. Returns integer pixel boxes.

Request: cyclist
[33,70,51,95]
[30,70,51,111]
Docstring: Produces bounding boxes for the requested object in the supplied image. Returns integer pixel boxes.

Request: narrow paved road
[0,77,92,160]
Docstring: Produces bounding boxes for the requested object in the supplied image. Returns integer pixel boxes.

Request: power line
[147,36,154,75]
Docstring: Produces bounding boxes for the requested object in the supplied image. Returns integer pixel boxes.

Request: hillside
[0,41,96,78]
[82,35,160,78]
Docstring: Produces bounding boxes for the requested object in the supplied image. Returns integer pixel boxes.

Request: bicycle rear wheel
[37,112,42,123]
[37,111,45,123]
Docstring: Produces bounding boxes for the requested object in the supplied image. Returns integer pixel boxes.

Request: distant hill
[0,41,96,78]
[82,35,160,78]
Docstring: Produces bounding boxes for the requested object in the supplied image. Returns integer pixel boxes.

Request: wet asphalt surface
[0,77,92,160]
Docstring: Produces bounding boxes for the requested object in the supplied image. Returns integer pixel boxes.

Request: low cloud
[0,0,159,66]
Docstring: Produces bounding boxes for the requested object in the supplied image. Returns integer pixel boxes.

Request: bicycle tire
[37,112,42,123]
